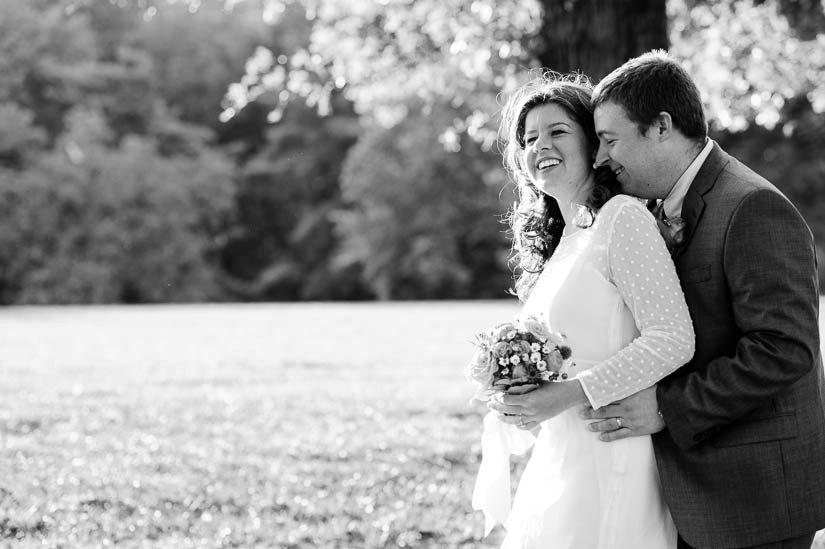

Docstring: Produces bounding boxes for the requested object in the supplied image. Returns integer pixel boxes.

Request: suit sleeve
[658,188,821,450]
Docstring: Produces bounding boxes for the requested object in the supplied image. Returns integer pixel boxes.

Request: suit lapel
[672,142,729,259]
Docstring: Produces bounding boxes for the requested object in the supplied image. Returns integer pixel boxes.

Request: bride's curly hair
[500,71,620,301]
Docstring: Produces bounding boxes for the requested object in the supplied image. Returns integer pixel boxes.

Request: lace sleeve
[576,197,695,409]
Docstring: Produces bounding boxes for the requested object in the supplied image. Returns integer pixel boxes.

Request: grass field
[1,300,824,548]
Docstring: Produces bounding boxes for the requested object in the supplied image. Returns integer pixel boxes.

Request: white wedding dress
[474,195,694,549]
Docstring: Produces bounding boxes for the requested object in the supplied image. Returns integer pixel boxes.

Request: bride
[474,72,695,548]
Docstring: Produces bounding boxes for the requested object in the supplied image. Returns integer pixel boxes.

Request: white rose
[465,349,496,390]
[518,315,552,341]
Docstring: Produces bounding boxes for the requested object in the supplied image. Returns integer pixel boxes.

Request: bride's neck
[557,178,595,229]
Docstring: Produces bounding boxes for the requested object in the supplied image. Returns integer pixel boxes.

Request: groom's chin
[616,179,639,197]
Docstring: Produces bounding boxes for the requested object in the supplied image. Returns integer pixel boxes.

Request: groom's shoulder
[711,145,775,192]
[705,150,806,230]
[706,147,786,204]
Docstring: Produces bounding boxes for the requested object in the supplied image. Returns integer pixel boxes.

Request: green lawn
[0,300,823,548]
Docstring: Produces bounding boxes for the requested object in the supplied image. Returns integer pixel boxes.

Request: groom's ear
[652,112,673,140]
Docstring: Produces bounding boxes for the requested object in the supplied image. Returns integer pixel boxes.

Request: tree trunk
[535,0,668,80]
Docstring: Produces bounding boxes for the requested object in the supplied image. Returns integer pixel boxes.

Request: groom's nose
[593,145,609,169]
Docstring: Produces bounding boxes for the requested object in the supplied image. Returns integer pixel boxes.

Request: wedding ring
[616,417,623,429]
[519,415,526,427]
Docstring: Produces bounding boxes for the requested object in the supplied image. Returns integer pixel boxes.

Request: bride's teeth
[538,159,560,170]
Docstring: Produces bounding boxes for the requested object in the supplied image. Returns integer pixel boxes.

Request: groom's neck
[656,137,706,198]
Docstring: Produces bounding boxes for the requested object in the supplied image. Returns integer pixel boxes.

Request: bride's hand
[488,380,587,430]
[504,383,538,395]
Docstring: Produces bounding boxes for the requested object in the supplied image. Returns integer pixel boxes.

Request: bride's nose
[534,133,553,150]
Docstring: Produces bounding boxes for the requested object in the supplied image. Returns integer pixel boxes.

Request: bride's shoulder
[597,194,651,223]
[593,194,657,249]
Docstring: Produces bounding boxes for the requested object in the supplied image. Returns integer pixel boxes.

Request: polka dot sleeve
[576,197,695,409]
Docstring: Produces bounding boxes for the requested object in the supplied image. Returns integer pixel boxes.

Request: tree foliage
[228,0,825,297]
[336,103,513,300]
[229,0,544,145]
[219,93,368,300]
[0,0,246,304]
[237,0,824,134]
[0,108,235,304]
[1,0,823,303]
[0,1,99,139]
[670,0,825,132]
[132,0,272,128]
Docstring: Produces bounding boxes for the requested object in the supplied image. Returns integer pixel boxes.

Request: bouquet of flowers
[465,315,573,402]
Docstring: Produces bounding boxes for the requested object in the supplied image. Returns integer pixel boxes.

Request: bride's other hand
[488,380,588,430]
[579,385,665,441]
[504,383,539,395]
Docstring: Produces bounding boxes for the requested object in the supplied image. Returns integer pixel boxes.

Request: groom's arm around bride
[584,50,825,549]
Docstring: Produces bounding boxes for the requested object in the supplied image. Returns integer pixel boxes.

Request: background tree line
[1,0,823,304]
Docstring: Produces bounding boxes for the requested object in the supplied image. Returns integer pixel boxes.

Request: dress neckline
[562,225,584,238]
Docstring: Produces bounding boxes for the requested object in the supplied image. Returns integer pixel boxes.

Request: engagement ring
[616,417,623,429]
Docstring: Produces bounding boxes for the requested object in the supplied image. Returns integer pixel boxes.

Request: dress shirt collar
[663,138,713,218]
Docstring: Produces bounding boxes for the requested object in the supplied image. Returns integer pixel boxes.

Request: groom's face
[594,101,660,199]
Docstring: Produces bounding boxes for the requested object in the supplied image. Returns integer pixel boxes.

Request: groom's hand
[579,385,665,442]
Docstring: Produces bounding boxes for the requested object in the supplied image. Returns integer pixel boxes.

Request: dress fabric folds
[482,195,693,549]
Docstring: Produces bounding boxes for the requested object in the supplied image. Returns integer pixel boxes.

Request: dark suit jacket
[654,143,825,548]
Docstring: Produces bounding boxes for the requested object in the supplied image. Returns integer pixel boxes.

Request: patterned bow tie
[650,200,686,254]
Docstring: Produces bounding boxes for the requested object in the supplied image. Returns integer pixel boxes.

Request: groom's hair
[592,49,707,142]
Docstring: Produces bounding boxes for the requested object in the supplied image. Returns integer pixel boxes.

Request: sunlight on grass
[1,299,823,548]
[0,301,521,548]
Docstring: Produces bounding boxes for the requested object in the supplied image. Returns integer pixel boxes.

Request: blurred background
[0,0,823,306]
[2,2,825,547]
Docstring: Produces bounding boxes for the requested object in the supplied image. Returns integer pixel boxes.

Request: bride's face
[522,103,593,203]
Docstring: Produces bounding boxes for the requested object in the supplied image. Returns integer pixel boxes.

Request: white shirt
[662,138,714,219]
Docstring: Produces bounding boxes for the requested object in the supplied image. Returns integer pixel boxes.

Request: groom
[586,50,825,549]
